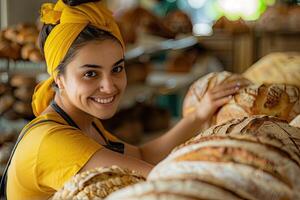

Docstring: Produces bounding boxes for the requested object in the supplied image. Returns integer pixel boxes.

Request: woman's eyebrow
[113,58,125,66]
[80,58,125,69]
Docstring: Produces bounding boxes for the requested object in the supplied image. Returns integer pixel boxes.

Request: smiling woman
[4,0,247,199]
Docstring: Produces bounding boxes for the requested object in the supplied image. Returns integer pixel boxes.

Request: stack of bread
[107,116,300,200]
[0,74,36,120]
[0,23,43,62]
[52,166,145,200]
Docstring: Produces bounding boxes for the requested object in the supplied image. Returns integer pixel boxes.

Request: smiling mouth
[91,95,116,104]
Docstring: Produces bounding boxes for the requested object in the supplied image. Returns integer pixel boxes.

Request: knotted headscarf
[32,0,125,116]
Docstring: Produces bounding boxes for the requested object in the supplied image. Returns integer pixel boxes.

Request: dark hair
[38,0,119,76]
[63,0,100,6]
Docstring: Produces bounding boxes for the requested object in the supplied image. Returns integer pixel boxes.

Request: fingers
[214,95,233,107]
[211,86,239,100]
[212,78,249,94]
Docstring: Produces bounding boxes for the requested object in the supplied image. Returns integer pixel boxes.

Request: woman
[6,0,248,199]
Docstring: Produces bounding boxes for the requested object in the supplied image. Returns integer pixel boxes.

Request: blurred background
[0,0,299,174]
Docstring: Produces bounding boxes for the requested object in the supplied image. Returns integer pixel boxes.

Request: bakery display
[243,52,300,87]
[216,83,300,125]
[0,23,43,62]
[117,7,175,45]
[148,116,300,200]
[0,74,36,120]
[52,166,145,200]
[102,103,171,144]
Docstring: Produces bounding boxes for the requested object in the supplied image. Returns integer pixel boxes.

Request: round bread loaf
[182,71,250,130]
[52,166,145,200]
[28,49,44,63]
[216,84,300,125]
[163,10,193,35]
[149,116,300,200]
[243,52,300,87]
[21,44,36,60]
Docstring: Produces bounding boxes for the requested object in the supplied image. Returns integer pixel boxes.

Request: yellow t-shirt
[7,112,119,200]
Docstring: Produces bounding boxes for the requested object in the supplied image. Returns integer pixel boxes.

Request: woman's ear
[55,76,64,90]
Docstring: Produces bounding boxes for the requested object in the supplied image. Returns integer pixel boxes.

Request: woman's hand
[193,78,249,122]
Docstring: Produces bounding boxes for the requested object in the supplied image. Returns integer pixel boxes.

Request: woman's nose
[99,76,116,93]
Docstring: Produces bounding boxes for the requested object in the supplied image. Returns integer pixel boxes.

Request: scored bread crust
[216,84,300,125]
[148,161,293,200]
[163,138,300,190]
[106,179,243,200]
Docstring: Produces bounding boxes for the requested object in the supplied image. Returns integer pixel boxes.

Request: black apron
[0,101,124,198]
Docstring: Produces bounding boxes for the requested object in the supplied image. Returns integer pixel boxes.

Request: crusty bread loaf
[149,116,300,200]
[216,84,300,125]
[106,179,243,200]
[182,71,250,129]
[290,114,300,128]
[52,166,145,200]
[163,10,193,35]
[243,52,300,87]
[21,44,36,60]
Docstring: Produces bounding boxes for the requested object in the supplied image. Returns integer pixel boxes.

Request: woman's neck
[53,95,95,132]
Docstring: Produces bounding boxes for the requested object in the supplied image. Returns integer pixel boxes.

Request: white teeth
[93,96,114,104]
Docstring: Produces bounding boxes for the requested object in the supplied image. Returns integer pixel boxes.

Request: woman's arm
[79,148,153,177]
[131,79,249,164]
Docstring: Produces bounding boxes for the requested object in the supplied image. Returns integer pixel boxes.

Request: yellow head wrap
[32,0,125,116]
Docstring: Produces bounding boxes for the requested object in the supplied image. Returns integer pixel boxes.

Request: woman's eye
[112,66,124,73]
[84,71,97,78]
